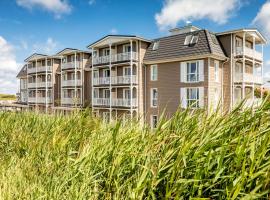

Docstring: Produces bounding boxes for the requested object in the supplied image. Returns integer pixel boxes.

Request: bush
[0,101,270,199]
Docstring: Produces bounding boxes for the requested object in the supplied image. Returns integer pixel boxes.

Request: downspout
[230,33,233,110]
[221,58,229,113]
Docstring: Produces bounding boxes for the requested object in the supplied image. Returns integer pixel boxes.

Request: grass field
[0,94,16,101]
[0,101,270,199]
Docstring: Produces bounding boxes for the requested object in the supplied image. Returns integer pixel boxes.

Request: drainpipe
[221,58,230,113]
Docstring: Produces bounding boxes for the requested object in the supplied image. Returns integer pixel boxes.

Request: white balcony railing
[234,73,263,84]
[111,75,137,84]
[62,61,81,69]
[27,66,52,74]
[28,82,52,88]
[62,80,82,87]
[93,52,138,65]
[92,98,110,106]
[28,97,52,104]
[61,97,82,105]
[93,77,110,85]
[112,98,138,107]
[235,47,263,60]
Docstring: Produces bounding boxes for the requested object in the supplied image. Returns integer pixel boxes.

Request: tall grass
[0,101,270,199]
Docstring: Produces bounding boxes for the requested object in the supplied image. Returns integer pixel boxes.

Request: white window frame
[151,88,158,108]
[103,69,110,77]
[123,44,131,53]
[93,88,99,98]
[93,50,98,58]
[152,41,160,50]
[186,61,199,82]
[151,115,158,129]
[150,65,158,81]
[93,70,99,78]
[123,66,131,76]
[103,48,110,56]
[186,87,199,108]
[123,89,131,100]
[214,60,219,82]
[103,89,110,99]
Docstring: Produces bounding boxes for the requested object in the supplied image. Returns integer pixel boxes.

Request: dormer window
[152,41,160,50]
[184,34,199,46]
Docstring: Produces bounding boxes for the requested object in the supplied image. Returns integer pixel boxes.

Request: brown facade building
[17,25,266,127]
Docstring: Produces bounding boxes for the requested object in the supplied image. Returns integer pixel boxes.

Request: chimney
[169,24,201,35]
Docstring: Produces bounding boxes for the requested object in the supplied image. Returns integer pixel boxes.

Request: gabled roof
[24,53,48,62]
[87,35,152,48]
[56,48,91,56]
[216,28,267,44]
[144,29,227,63]
[16,64,27,78]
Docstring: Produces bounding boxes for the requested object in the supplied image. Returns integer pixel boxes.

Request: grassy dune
[0,94,16,101]
[0,101,270,199]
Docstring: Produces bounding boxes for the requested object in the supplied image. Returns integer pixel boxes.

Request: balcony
[62,80,82,87]
[61,97,82,105]
[28,97,52,104]
[27,66,52,74]
[92,98,137,107]
[93,52,138,65]
[62,61,81,69]
[235,47,263,60]
[28,82,52,88]
[234,73,263,84]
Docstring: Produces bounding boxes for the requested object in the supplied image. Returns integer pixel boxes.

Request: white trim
[214,60,220,82]
[150,64,158,81]
[150,115,158,129]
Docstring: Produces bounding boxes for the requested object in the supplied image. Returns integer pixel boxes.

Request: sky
[0,0,270,94]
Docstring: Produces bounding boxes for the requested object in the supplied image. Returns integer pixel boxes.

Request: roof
[24,53,48,62]
[16,65,27,78]
[56,48,91,56]
[216,28,267,44]
[144,29,227,63]
[87,35,152,48]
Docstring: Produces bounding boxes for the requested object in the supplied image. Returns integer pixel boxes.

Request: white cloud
[16,0,72,19]
[88,0,95,5]
[253,1,270,39]
[155,0,241,30]
[110,28,118,34]
[0,36,22,94]
[33,37,58,54]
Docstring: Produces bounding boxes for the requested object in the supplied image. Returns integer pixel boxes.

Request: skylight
[152,41,160,50]
[184,34,199,46]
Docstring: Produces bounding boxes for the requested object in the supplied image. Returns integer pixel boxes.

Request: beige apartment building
[17,25,266,127]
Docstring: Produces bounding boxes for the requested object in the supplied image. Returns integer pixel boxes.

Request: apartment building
[17,25,266,127]
[16,64,28,104]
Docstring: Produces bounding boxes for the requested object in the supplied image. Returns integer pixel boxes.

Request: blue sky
[0,0,270,94]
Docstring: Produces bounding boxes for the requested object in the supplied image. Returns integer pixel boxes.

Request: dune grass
[0,101,270,199]
[0,94,16,101]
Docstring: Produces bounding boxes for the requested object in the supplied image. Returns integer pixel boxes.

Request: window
[124,89,131,99]
[62,57,67,63]
[93,70,99,78]
[123,67,131,76]
[187,88,199,108]
[103,48,110,56]
[104,89,110,99]
[151,65,158,81]
[152,41,160,50]
[103,69,110,77]
[151,88,158,107]
[187,61,199,82]
[184,34,199,45]
[93,50,98,58]
[214,61,219,82]
[236,37,242,48]
[93,89,99,98]
[151,115,158,129]
[123,44,131,53]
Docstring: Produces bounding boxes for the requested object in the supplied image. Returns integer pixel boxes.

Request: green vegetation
[0,94,16,100]
[0,101,270,199]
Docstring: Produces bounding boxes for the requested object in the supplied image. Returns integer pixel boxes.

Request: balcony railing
[62,61,81,69]
[112,98,137,107]
[28,97,52,104]
[93,52,138,65]
[62,80,82,87]
[234,73,263,84]
[235,47,263,60]
[61,97,82,105]
[27,66,52,74]
[92,98,137,107]
[28,82,52,88]
[92,98,110,106]
[111,75,137,84]
[93,77,110,85]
